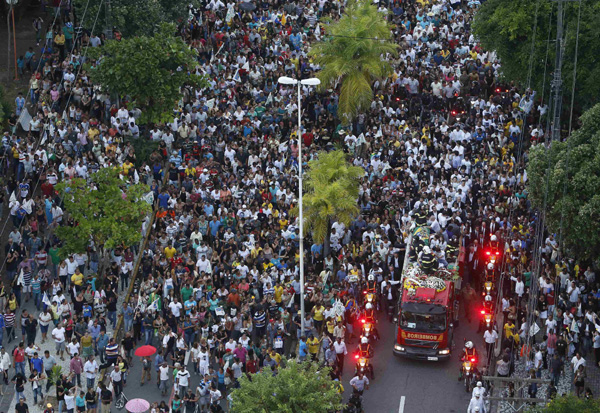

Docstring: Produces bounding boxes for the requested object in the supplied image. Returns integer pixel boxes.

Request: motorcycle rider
[363,303,376,325]
[355,337,375,378]
[478,295,494,333]
[460,341,479,380]
[365,274,377,295]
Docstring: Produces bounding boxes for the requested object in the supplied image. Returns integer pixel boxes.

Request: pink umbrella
[125,398,150,413]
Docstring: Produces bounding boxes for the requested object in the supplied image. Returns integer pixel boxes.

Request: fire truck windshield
[400,309,446,333]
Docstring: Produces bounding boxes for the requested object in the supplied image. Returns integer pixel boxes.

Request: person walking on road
[333,337,347,374]
[349,372,369,395]
[467,393,486,413]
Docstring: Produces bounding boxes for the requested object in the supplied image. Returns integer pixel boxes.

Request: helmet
[361,337,369,344]
[423,246,431,254]
[484,295,492,302]
[365,303,373,310]
[491,235,497,242]
[368,274,375,282]
[487,263,494,270]
[465,341,474,349]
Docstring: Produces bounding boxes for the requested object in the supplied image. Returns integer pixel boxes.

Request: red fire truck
[393,226,462,361]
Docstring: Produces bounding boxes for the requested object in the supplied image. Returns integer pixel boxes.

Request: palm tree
[310,0,398,123]
[296,150,364,256]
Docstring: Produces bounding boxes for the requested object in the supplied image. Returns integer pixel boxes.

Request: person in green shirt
[63,22,74,51]
[181,284,193,302]
[49,245,61,278]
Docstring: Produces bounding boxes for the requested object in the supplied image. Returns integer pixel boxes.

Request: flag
[205,98,215,109]
[148,298,160,312]
[281,13,286,26]
[16,269,24,286]
[232,69,241,82]
[18,108,32,131]
[133,169,140,184]
[315,23,321,40]
[42,292,51,307]
[242,62,250,72]
[265,93,273,106]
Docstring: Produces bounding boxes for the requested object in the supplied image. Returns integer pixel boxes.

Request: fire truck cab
[393,279,457,360]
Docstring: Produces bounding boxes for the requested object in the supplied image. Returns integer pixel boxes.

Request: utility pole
[549,0,579,141]
[104,0,112,40]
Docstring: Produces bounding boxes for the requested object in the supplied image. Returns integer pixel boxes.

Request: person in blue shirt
[15,93,26,117]
[209,216,221,238]
[157,190,170,209]
[31,352,44,374]
[298,336,308,361]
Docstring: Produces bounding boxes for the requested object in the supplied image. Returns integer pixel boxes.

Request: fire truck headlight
[438,348,450,355]
[394,344,405,352]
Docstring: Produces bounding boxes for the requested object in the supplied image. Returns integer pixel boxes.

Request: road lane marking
[399,396,406,413]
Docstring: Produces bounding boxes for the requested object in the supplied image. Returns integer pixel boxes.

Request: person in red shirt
[13,342,26,377]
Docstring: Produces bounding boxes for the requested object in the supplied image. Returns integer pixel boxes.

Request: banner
[18,108,32,131]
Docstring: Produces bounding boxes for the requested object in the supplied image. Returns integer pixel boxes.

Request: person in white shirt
[159,362,171,396]
[483,326,498,360]
[84,355,99,390]
[176,365,190,396]
[467,393,486,413]
[349,372,369,394]
[169,298,183,318]
[570,352,585,373]
[52,323,66,360]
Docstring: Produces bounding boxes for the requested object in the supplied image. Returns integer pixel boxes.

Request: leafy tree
[530,393,600,412]
[73,0,191,37]
[55,168,152,261]
[0,85,12,124]
[87,24,206,125]
[527,104,600,263]
[229,361,343,413]
[310,0,398,123]
[299,150,363,255]
[472,0,600,113]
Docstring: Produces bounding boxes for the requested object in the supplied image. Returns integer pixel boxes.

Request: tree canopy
[87,24,207,125]
[74,0,190,37]
[300,150,363,248]
[472,0,600,113]
[55,168,152,258]
[310,0,398,123]
[229,361,343,413]
[527,103,600,263]
[531,394,600,413]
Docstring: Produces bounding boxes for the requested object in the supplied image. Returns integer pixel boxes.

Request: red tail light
[355,354,359,359]
[495,251,500,255]
[480,310,485,314]
[363,290,367,295]
[451,111,457,116]
[486,251,491,256]
[471,358,476,362]
[361,319,366,324]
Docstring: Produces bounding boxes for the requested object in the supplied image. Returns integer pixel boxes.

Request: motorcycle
[363,291,379,311]
[354,354,374,379]
[461,360,475,392]
[360,321,379,343]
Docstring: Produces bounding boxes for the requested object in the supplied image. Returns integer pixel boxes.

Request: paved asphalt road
[119,303,485,413]
[342,308,485,413]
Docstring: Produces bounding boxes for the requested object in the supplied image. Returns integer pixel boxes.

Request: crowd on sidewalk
[2,0,599,413]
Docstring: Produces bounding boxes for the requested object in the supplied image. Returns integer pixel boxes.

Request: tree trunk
[323,218,332,258]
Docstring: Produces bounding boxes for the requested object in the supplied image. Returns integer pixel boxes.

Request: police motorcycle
[459,340,479,392]
[354,336,375,379]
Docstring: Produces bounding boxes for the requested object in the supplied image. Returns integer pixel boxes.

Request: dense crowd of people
[2,0,600,412]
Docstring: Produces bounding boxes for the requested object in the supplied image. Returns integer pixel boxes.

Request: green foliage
[125,137,160,168]
[473,0,600,112]
[310,0,398,123]
[55,168,152,257]
[528,394,600,412]
[74,0,191,37]
[0,86,12,124]
[229,361,343,413]
[299,150,363,245]
[47,366,64,387]
[87,23,207,125]
[527,104,600,263]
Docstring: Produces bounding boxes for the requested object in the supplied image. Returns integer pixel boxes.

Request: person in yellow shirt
[326,317,336,337]
[306,334,321,361]
[164,243,177,259]
[312,303,325,334]
[122,161,134,176]
[269,349,282,366]
[71,268,84,287]
[273,283,284,304]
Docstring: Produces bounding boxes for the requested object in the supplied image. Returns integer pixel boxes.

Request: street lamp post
[277,76,320,336]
